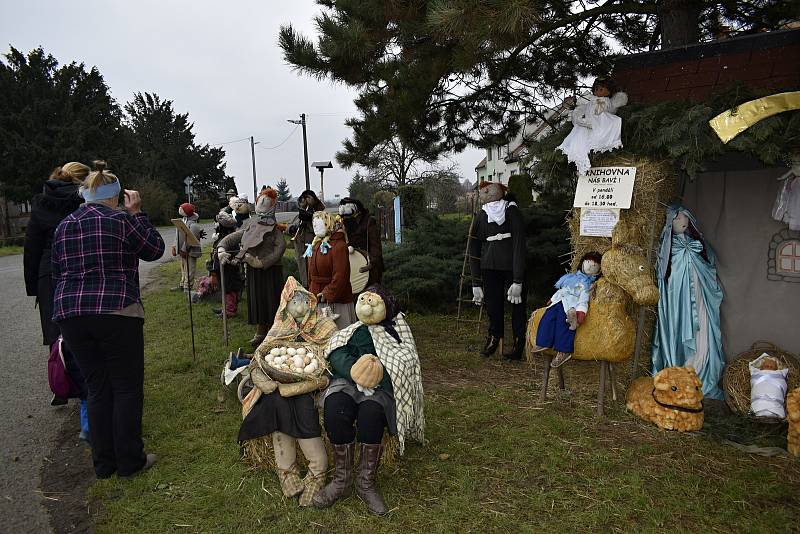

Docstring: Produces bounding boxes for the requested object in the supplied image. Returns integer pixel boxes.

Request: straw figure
[626,366,704,432]
[788,387,800,457]
[527,217,659,362]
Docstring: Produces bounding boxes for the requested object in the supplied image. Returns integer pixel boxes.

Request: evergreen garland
[527,85,800,193]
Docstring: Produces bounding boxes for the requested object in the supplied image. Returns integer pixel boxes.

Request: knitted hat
[179,203,195,217]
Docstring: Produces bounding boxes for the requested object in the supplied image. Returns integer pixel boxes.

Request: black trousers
[324,392,386,445]
[58,315,146,478]
[483,269,527,340]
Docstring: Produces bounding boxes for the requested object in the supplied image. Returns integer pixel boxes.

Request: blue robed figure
[651,204,725,399]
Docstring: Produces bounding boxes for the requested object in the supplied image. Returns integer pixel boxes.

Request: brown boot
[312,442,355,508]
[355,443,388,515]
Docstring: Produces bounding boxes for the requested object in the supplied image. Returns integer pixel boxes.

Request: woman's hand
[124,189,141,215]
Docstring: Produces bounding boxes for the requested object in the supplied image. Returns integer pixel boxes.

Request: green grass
[89,262,800,533]
[0,245,23,257]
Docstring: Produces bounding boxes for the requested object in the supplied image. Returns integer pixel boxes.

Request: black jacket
[23,179,83,344]
[468,204,526,284]
[344,209,384,285]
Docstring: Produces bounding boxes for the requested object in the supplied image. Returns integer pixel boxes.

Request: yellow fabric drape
[709,91,800,144]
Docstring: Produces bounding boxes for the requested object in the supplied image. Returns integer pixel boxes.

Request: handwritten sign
[573,167,636,209]
[579,208,620,237]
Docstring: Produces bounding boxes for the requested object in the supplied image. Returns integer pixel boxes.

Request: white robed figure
[651,205,725,399]
[557,77,628,175]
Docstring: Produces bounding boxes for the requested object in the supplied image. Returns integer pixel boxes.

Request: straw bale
[788,387,800,457]
[241,432,399,471]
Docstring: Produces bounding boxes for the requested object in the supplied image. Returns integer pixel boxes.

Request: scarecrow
[171,203,205,292]
[338,196,384,287]
[557,76,628,174]
[288,190,326,288]
[313,285,425,515]
[218,188,285,346]
[238,276,338,507]
[305,211,356,329]
[651,205,724,399]
[531,251,602,368]
[468,181,527,360]
[211,196,250,317]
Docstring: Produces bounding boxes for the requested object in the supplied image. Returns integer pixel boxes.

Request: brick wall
[613,29,800,103]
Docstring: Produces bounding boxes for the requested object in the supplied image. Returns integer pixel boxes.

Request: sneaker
[79,430,91,446]
[550,351,573,368]
[50,394,68,406]
[120,453,157,478]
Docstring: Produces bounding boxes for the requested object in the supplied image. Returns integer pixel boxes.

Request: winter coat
[468,204,526,284]
[217,221,286,270]
[344,209,384,285]
[308,232,351,304]
[23,180,83,345]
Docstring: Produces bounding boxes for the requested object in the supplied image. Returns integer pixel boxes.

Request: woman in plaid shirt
[52,161,165,479]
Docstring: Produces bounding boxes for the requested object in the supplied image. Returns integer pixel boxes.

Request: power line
[259,125,299,150]
[209,136,251,146]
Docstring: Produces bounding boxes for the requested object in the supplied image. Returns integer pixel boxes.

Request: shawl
[266,276,339,345]
[310,211,348,251]
[656,204,716,281]
[327,313,425,454]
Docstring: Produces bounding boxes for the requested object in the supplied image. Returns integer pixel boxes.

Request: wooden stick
[597,361,607,417]
[558,366,566,390]
[540,355,552,402]
[609,363,617,402]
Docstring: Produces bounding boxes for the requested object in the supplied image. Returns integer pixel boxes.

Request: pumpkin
[351,354,383,388]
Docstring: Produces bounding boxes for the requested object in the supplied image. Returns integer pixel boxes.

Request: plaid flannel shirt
[51,203,165,321]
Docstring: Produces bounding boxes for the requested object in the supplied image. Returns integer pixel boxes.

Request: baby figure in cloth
[532,252,602,368]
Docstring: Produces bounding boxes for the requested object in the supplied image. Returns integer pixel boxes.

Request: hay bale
[788,387,800,457]
[241,432,399,472]
[722,342,800,417]
[568,153,676,271]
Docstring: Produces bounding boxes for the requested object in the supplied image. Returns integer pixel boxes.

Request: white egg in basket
[269,347,281,356]
[296,347,307,356]
[287,348,297,356]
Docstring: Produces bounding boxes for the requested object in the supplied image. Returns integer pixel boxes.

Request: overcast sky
[0,0,482,202]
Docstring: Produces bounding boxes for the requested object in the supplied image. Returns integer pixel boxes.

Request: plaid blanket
[327,313,425,454]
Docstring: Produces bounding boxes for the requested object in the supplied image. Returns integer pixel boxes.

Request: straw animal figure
[526,217,660,364]
[626,366,704,432]
[788,387,800,457]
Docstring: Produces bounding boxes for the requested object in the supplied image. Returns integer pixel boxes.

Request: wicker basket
[253,340,327,384]
[722,341,799,417]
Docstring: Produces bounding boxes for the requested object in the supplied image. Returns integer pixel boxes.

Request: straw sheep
[626,366,704,432]
[788,387,800,457]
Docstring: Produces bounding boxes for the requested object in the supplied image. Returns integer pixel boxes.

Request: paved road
[0,224,201,534]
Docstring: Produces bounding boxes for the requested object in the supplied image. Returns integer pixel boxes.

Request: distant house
[475,102,574,185]
[0,195,31,240]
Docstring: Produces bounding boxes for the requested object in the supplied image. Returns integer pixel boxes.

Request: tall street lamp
[311,161,333,202]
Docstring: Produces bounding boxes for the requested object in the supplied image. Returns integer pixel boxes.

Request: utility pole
[301,114,310,191]
[250,136,258,201]
[288,114,311,191]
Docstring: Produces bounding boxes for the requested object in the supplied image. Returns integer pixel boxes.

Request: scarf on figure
[304,211,347,258]
[327,313,425,455]
[482,198,517,225]
[364,283,403,343]
[264,276,338,346]
[656,204,715,281]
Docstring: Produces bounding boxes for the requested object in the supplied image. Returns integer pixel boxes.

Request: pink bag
[47,337,80,398]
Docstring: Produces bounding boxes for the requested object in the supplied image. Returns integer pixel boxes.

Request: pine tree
[280,1,792,166]
[275,178,291,201]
